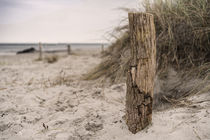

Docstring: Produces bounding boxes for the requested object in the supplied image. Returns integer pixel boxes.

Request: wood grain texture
[126,13,156,134]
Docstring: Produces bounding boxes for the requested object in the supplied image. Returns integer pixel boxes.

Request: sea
[0,43,108,55]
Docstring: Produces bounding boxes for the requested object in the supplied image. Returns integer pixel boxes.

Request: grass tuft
[45,55,59,64]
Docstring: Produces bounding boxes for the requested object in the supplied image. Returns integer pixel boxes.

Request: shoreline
[0,47,102,56]
[0,43,108,56]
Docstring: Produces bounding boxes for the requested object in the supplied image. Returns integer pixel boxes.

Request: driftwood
[16,47,36,54]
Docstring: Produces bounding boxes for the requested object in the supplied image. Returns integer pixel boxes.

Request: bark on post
[39,42,43,60]
[67,44,71,55]
[126,13,156,134]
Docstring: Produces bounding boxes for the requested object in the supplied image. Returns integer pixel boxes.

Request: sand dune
[0,50,210,140]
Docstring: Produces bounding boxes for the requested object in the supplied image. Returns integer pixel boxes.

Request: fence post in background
[67,44,71,55]
[126,13,156,134]
[39,42,43,60]
[101,44,104,54]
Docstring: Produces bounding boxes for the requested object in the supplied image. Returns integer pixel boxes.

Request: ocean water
[0,43,108,55]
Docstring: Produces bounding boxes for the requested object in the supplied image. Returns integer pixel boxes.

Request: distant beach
[0,43,108,55]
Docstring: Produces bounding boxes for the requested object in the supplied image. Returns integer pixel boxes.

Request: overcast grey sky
[0,0,141,43]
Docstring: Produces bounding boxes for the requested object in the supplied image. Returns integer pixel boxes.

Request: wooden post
[67,44,71,55]
[39,42,43,60]
[126,13,156,134]
[101,44,104,54]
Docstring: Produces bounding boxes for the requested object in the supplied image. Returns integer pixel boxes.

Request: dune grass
[145,0,210,71]
[84,0,210,109]
[85,0,210,81]
[84,33,130,83]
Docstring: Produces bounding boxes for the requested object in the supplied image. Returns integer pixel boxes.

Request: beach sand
[0,49,210,140]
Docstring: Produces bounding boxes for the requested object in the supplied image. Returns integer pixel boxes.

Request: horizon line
[0,42,109,45]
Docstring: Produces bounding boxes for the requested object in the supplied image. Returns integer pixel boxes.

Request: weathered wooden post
[39,42,43,60]
[101,44,104,54]
[67,44,71,55]
[126,13,156,134]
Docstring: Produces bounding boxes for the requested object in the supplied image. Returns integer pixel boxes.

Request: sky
[0,0,142,43]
